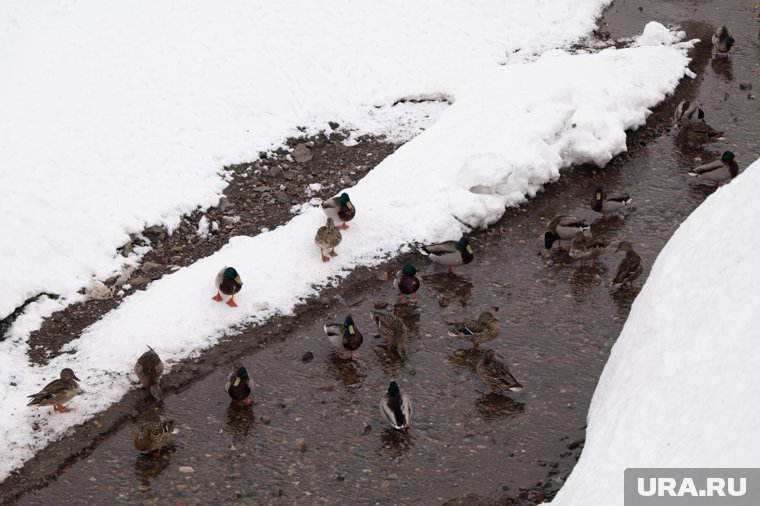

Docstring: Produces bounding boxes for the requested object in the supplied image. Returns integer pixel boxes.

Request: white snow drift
[551,157,760,505]
[0,18,695,480]
[0,0,614,321]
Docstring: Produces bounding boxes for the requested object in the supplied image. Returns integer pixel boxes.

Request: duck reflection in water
[475,393,525,421]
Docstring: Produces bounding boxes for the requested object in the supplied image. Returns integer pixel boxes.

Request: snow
[0,0,613,321]
[551,158,760,505]
[0,1,696,482]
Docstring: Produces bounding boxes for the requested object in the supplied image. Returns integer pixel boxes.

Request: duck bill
[545,249,551,258]
[234,276,242,285]
[233,377,241,387]
[465,245,473,254]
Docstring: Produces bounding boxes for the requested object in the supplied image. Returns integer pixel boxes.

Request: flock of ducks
[26,23,743,455]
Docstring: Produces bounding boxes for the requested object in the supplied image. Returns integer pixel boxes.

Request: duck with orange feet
[213,267,243,307]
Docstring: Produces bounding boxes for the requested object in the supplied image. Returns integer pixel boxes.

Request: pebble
[376,271,389,281]
[260,415,271,425]
[373,300,390,310]
[301,351,314,363]
[294,438,307,452]
[437,294,449,307]
[179,466,195,474]
[293,143,313,163]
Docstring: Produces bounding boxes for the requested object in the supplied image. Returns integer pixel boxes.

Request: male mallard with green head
[610,241,644,290]
[393,264,421,303]
[591,187,631,219]
[544,216,589,256]
[133,418,176,454]
[324,315,363,359]
[370,311,408,359]
[134,345,164,400]
[447,308,499,350]
[213,267,243,307]
[569,232,608,267]
[226,366,255,406]
[476,349,523,394]
[315,217,342,262]
[420,236,473,276]
[322,192,355,230]
[380,380,412,430]
[27,368,81,413]
[712,25,734,57]
[689,151,739,186]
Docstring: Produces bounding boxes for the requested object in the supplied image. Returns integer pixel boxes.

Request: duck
[476,350,523,394]
[315,217,342,262]
[688,151,740,186]
[447,308,499,350]
[380,380,412,430]
[610,241,644,289]
[212,267,243,308]
[134,345,164,400]
[322,192,355,230]
[591,187,632,219]
[393,264,421,303]
[674,101,723,141]
[569,232,608,267]
[27,368,81,413]
[420,236,473,276]
[712,25,735,57]
[133,418,176,454]
[544,216,590,256]
[370,311,408,359]
[324,315,363,359]
[225,366,255,406]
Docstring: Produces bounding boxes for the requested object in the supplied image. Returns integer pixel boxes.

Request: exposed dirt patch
[24,130,398,366]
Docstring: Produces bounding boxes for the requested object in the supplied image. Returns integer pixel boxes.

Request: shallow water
[13,1,760,504]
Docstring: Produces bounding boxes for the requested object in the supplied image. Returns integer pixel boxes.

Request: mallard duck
[569,232,608,267]
[134,345,164,400]
[591,187,632,219]
[393,264,421,303]
[322,192,355,230]
[544,216,589,256]
[212,267,243,308]
[712,25,735,57]
[674,99,705,126]
[226,366,255,406]
[689,151,740,186]
[674,101,723,141]
[27,368,81,413]
[324,315,363,359]
[315,217,342,262]
[370,311,408,359]
[611,241,644,289]
[476,350,523,394]
[420,236,473,276]
[380,380,412,430]
[133,418,176,454]
[447,308,499,350]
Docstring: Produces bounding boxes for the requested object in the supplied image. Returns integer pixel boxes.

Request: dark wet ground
[6,1,760,504]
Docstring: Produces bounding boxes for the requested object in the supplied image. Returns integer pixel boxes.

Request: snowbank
[0,0,613,321]
[0,20,695,480]
[551,158,760,505]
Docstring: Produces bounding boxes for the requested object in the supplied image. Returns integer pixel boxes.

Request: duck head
[223,267,242,286]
